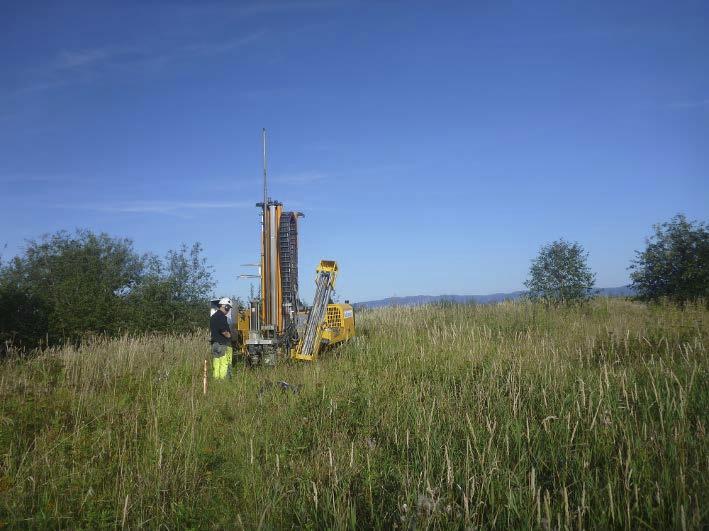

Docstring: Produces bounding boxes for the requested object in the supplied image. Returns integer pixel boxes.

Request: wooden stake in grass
[203,359,208,395]
[121,493,129,528]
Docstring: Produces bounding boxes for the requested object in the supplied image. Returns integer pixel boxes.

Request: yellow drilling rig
[216,130,355,366]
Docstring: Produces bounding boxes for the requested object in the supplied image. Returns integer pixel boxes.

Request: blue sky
[1,1,707,303]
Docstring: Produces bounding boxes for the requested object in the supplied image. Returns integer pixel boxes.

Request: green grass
[1,299,707,529]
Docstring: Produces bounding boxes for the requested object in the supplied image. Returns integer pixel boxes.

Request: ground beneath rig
[1,300,707,528]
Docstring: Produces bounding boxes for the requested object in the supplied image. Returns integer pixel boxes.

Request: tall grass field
[1,299,706,528]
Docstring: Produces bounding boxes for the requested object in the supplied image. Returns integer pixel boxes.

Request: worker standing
[210,297,233,379]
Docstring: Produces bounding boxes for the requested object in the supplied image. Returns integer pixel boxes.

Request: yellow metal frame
[291,260,354,361]
[237,260,355,362]
[320,303,355,345]
[235,308,251,356]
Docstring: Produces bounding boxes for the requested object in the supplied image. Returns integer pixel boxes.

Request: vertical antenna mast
[261,128,270,325]
[262,128,267,207]
[260,129,267,306]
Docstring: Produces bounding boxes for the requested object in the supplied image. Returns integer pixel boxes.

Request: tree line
[1,213,707,353]
[525,213,708,305]
[0,230,214,353]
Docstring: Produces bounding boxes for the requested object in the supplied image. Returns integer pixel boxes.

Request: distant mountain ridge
[354,286,635,309]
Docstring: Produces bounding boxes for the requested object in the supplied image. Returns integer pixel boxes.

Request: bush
[0,230,214,351]
[629,214,709,304]
[525,238,595,304]
[123,243,215,333]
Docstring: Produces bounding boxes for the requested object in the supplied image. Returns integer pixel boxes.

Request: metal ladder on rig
[292,261,337,361]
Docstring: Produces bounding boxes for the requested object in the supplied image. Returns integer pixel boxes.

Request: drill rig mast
[234,130,354,366]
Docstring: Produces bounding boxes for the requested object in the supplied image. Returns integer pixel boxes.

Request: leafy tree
[0,230,215,351]
[0,230,142,347]
[0,275,48,350]
[525,238,596,304]
[629,214,709,304]
[125,243,215,332]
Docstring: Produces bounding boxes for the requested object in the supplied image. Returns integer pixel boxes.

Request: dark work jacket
[210,311,230,345]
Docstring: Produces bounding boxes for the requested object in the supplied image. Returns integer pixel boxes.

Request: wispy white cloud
[236,0,348,16]
[181,32,266,57]
[19,46,135,93]
[1,176,60,186]
[271,171,328,185]
[270,164,409,187]
[55,49,111,70]
[667,98,709,109]
[170,0,347,20]
[27,46,141,79]
[20,31,266,94]
[0,174,92,187]
[57,200,252,215]
[14,0,349,95]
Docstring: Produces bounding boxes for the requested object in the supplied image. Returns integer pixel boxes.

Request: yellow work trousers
[211,344,233,380]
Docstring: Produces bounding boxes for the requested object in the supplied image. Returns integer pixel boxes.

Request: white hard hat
[218,297,233,307]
